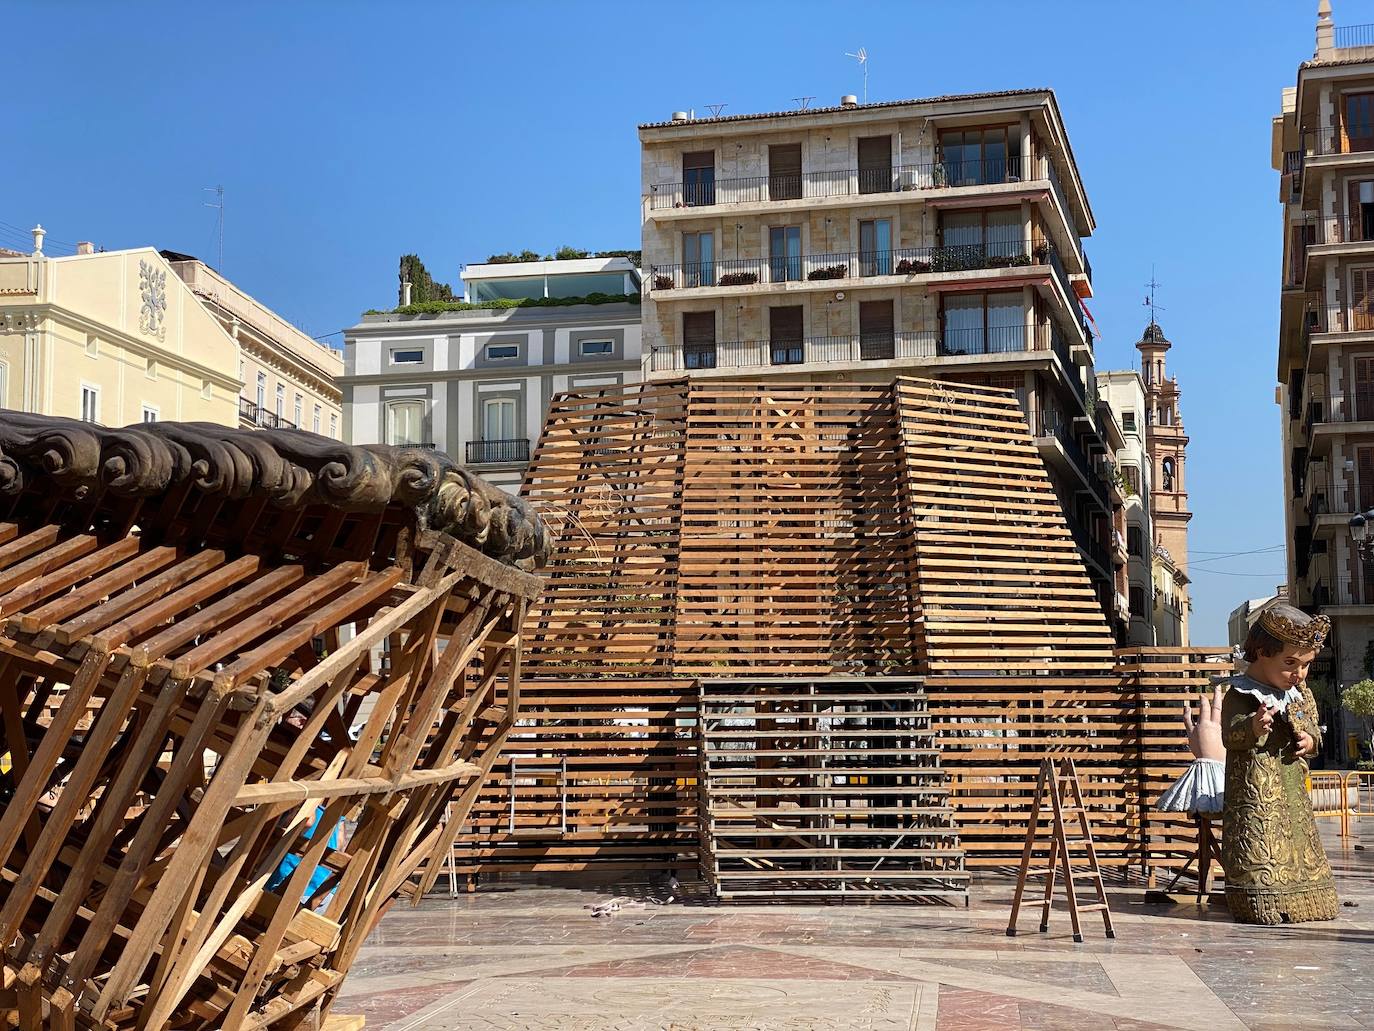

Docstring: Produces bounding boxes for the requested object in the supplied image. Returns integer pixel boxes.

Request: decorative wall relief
[138,259,167,341]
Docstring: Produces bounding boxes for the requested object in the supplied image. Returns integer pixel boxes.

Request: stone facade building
[342,256,641,490]
[1275,0,1374,760]
[0,230,239,425]
[163,252,343,437]
[636,89,1126,624]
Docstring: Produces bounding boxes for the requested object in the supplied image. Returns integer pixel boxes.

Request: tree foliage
[398,254,455,305]
[1341,678,1374,719]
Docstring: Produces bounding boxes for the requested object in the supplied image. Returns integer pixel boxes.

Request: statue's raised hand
[1184,684,1225,761]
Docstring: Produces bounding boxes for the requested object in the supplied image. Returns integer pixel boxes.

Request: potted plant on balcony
[986,253,1013,269]
[1010,253,1032,267]
[807,264,847,281]
[718,271,759,287]
[653,274,674,290]
[1032,241,1051,264]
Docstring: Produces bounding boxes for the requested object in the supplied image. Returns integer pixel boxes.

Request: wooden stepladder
[1006,757,1115,943]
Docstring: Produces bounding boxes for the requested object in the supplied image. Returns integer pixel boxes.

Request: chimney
[31,225,44,256]
[1317,0,1334,59]
[841,95,859,109]
[76,241,94,255]
[401,279,413,306]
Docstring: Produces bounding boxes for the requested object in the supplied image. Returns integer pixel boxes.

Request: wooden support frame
[0,415,545,1030]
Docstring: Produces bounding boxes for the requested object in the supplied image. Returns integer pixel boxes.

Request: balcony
[1033,410,1112,511]
[466,438,530,465]
[1305,304,1374,335]
[1307,126,1374,158]
[1309,575,1374,609]
[1335,22,1374,47]
[1282,150,1304,201]
[1306,393,1374,429]
[239,397,296,430]
[651,322,1081,375]
[649,239,1062,295]
[647,155,1030,211]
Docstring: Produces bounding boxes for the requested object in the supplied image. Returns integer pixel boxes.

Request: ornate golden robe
[1221,676,1338,924]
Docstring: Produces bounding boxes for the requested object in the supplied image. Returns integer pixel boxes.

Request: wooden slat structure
[699,677,966,901]
[0,413,546,1029]
[452,377,1220,895]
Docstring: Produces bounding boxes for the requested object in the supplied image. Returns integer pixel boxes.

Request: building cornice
[339,359,641,388]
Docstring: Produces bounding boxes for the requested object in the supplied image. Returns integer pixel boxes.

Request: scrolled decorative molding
[0,310,41,333]
[0,411,548,569]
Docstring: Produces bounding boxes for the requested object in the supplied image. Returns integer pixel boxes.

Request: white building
[342,256,642,489]
[1098,369,1155,644]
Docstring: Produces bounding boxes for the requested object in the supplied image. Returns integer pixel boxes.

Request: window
[80,385,99,423]
[485,343,519,361]
[1121,464,1141,496]
[275,384,285,419]
[858,219,892,276]
[142,406,158,423]
[256,371,266,410]
[386,400,425,446]
[940,209,1023,264]
[682,311,716,369]
[941,291,1024,355]
[1129,584,1147,616]
[859,300,895,360]
[145,358,157,379]
[1161,457,1176,492]
[85,334,98,358]
[939,126,1018,185]
[1121,410,1137,433]
[768,144,802,200]
[201,379,213,400]
[769,226,801,283]
[579,339,614,357]
[313,404,322,434]
[857,135,892,194]
[1349,180,1374,242]
[482,397,517,441]
[0,363,8,406]
[683,150,715,206]
[683,232,714,288]
[769,306,804,365]
[1127,526,1143,557]
[390,348,424,365]
[330,413,337,438]
[294,394,303,427]
[1346,92,1374,152]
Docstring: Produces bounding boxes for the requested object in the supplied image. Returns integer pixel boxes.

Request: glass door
[769,226,801,282]
[859,219,891,277]
[683,232,715,288]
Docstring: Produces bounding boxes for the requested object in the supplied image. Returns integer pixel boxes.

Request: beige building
[1275,0,1374,761]
[164,251,343,437]
[637,89,1127,625]
[0,230,239,425]
[1098,368,1156,645]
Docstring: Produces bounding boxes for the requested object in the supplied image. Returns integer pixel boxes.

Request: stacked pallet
[698,677,967,902]
[0,414,545,1029]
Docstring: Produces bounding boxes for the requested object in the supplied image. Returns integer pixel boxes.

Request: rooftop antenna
[844,47,868,103]
[204,185,224,270]
[705,103,726,118]
[792,96,815,110]
[1143,265,1166,326]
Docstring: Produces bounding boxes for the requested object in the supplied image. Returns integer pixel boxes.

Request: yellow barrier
[1308,770,1351,837]
[1352,771,1374,832]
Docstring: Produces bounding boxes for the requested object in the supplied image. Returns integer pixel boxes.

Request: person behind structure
[1221,603,1338,924]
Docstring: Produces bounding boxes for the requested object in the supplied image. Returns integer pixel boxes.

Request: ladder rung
[1074,903,1110,912]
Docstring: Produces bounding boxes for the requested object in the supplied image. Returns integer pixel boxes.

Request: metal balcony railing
[239,397,296,430]
[1304,303,1374,335]
[648,239,1055,292]
[647,323,1073,374]
[1308,576,1374,608]
[1032,410,1111,510]
[466,438,530,465]
[1307,125,1374,156]
[647,155,1030,210]
[1306,393,1374,425]
[1305,480,1374,518]
[1335,22,1374,48]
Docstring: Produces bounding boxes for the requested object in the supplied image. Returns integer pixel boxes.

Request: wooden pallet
[0,415,546,1029]
[698,677,967,903]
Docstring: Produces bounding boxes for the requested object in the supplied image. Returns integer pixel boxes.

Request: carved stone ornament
[0,310,40,333]
[138,259,167,341]
[0,411,550,570]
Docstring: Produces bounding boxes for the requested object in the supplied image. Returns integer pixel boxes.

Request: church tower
[1137,321,1192,643]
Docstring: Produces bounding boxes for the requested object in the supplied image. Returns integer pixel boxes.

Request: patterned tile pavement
[335,826,1373,1030]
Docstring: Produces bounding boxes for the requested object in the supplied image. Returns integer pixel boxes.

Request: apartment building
[343,256,641,489]
[1098,369,1156,645]
[0,231,239,425]
[1276,0,1374,759]
[637,89,1126,621]
[163,252,343,437]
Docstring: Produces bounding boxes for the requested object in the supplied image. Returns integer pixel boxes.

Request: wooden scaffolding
[452,377,1220,895]
[0,413,546,1029]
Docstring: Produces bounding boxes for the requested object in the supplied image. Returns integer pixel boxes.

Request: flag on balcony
[1080,298,1101,339]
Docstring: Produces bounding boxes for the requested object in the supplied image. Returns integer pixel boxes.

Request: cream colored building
[164,252,343,436]
[0,231,239,425]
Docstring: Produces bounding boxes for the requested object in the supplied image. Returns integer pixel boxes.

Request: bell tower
[1137,320,1193,639]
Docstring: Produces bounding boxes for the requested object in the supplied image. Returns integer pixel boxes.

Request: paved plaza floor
[336,827,1373,1031]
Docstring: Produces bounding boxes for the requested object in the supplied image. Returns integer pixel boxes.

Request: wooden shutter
[768,144,802,200]
[1355,355,1374,421]
[857,136,892,194]
[683,311,715,347]
[1358,447,1374,511]
[769,306,803,342]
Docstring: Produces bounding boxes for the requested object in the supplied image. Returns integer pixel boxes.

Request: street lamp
[1350,511,1372,562]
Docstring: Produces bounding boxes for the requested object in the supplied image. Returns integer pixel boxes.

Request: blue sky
[4,0,1349,642]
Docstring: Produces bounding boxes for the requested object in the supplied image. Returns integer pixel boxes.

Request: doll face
[1246,644,1317,693]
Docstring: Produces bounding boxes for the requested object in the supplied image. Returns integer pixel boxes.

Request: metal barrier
[1308,770,1352,837]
